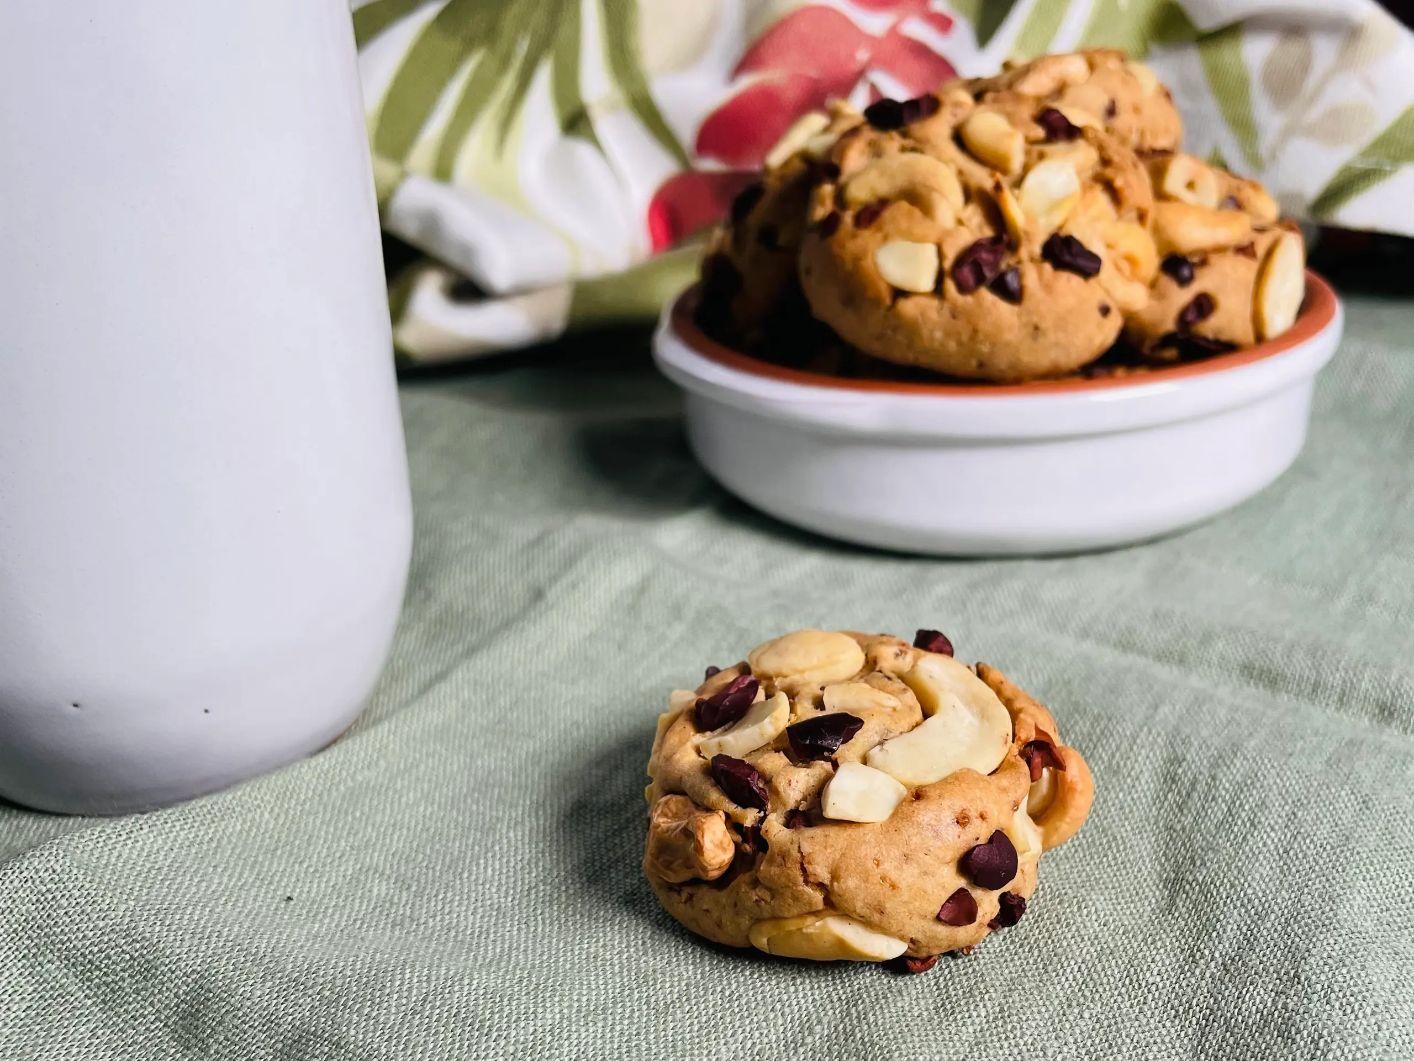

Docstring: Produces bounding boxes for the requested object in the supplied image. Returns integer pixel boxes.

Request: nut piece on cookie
[645,794,735,884]
[644,629,1094,967]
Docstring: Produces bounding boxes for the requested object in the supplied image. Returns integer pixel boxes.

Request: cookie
[643,629,1094,967]
[794,89,1154,380]
[1122,152,1305,357]
[697,103,864,347]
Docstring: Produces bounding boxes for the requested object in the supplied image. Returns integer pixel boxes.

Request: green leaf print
[598,0,690,168]
[1196,23,1262,170]
[949,0,1021,48]
[353,0,429,48]
[1012,0,1070,59]
[1309,106,1414,218]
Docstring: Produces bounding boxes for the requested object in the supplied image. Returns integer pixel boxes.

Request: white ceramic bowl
[653,272,1342,555]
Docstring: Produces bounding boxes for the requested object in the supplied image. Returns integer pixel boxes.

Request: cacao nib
[937,887,979,926]
[1042,233,1102,278]
[1234,242,1257,259]
[817,211,842,238]
[865,94,939,130]
[912,629,954,656]
[989,266,1023,304]
[959,831,1019,889]
[1176,292,1215,332]
[785,808,809,830]
[695,674,759,731]
[989,892,1027,929]
[740,823,767,853]
[1036,107,1081,141]
[854,200,889,228]
[704,665,721,680]
[787,713,864,761]
[1019,732,1066,783]
[1155,332,1238,359]
[951,235,1007,294]
[898,954,939,974]
[1105,98,1118,119]
[709,755,769,811]
[1160,253,1195,286]
[1099,302,1112,317]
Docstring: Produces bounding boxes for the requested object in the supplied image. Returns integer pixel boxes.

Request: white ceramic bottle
[0,2,413,813]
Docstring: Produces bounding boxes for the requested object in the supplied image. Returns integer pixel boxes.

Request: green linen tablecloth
[1,291,1411,1060]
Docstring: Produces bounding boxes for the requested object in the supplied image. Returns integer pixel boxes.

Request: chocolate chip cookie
[643,629,1094,968]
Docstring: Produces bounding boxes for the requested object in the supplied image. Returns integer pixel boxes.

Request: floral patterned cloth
[354,0,1414,363]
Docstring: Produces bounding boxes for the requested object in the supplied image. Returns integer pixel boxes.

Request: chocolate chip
[864,94,939,130]
[787,713,864,761]
[1098,303,1112,317]
[898,954,939,974]
[854,200,888,228]
[1105,98,1118,119]
[817,211,842,238]
[936,887,978,926]
[709,755,769,811]
[913,629,954,656]
[1160,253,1195,286]
[898,93,941,125]
[819,161,842,181]
[951,235,1007,294]
[989,266,1023,304]
[730,182,764,225]
[785,809,809,830]
[1036,107,1081,142]
[1176,292,1215,332]
[1019,732,1066,783]
[1220,195,1240,210]
[704,665,721,680]
[1041,233,1101,278]
[863,98,906,130]
[989,892,1027,929]
[695,674,759,731]
[756,223,780,250]
[959,831,1018,889]
[1234,241,1257,259]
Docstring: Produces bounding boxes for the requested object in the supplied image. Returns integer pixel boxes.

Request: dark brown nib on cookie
[1036,107,1081,141]
[898,954,940,974]
[704,665,721,680]
[1234,241,1257,259]
[817,211,842,238]
[989,267,1023,304]
[864,94,939,130]
[913,629,954,655]
[695,674,759,731]
[989,892,1026,929]
[1160,253,1195,286]
[1176,292,1215,332]
[1041,234,1102,278]
[784,808,809,830]
[951,236,1007,294]
[1155,332,1237,359]
[730,182,764,224]
[960,831,1018,889]
[936,887,978,926]
[1019,731,1066,783]
[854,200,889,228]
[787,713,864,761]
[709,754,769,811]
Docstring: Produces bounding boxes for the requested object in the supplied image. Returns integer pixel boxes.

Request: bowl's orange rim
[670,269,1337,397]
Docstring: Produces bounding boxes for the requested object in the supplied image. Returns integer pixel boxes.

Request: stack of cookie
[701,50,1305,383]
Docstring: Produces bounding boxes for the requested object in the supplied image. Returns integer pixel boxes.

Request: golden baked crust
[643,630,1095,966]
